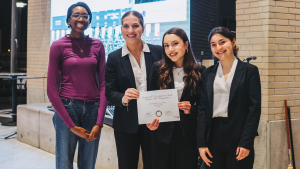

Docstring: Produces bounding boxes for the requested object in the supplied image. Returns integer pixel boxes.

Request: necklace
[71,36,86,53]
[176,68,184,75]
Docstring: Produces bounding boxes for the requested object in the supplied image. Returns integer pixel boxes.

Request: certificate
[137,89,180,124]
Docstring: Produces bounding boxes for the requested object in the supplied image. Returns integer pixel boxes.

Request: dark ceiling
[0,0,28,54]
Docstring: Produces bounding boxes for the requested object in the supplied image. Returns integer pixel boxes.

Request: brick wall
[202,60,214,67]
[236,0,300,121]
[27,0,51,104]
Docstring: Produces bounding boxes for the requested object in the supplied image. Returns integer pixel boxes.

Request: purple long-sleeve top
[47,36,107,129]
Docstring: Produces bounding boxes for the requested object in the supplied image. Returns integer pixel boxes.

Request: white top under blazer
[173,67,185,101]
[122,41,150,92]
[213,58,238,118]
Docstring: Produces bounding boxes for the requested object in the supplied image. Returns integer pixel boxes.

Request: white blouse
[213,58,238,118]
[122,41,150,92]
[173,67,185,101]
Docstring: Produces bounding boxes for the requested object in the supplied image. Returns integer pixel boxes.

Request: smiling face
[121,14,144,44]
[68,6,89,33]
[163,34,188,67]
[210,33,236,61]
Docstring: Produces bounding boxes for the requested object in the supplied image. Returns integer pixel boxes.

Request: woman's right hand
[70,126,90,141]
[123,88,140,104]
[146,119,160,130]
[199,147,213,167]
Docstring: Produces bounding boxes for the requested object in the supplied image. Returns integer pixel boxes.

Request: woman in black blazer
[197,27,261,169]
[105,11,161,169]
[149,27,205,169]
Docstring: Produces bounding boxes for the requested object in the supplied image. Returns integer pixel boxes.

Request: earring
[186,48,188,53]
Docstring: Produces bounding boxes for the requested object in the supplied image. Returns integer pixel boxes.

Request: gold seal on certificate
[137,89,180,124]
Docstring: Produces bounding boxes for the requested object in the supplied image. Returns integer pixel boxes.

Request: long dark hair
[208,27,238,56]
[157,28,202,95]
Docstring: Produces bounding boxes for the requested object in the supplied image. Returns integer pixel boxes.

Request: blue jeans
[53,98,100,169]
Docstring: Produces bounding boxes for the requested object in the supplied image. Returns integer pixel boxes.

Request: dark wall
[0,0,12,53]
[190,0,236,61]
[217,0,236,32]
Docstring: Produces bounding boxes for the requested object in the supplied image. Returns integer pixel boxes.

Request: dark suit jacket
[105,44,162,134]
[197,58,261,150]
[150,61,206,144]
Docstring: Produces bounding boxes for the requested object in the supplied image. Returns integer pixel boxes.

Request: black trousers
[152,122,198,169]
[207,117,255,169]
[114,125,152,169]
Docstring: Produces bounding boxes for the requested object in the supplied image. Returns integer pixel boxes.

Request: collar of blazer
[207,58,246,113]
[120,47,154,88]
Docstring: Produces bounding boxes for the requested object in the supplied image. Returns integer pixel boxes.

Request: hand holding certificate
[137,89,180,124]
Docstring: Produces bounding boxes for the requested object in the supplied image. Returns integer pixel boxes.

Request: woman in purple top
[47,2,106,169]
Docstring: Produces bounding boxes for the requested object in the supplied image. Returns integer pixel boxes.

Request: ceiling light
[16,2,27,8]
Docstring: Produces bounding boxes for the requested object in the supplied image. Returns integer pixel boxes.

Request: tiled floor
[0,112,77,169]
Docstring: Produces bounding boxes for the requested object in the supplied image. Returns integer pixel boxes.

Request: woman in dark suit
[197,27,261,169]
[149,27,205,169]
[105,11,161,169]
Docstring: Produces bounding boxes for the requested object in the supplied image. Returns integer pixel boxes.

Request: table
[0,73,46,127]
[0,73,27,126]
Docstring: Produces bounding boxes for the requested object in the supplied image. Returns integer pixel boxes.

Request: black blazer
[105,44,162,134]
[150,61,206,144]
[197,58,261,150]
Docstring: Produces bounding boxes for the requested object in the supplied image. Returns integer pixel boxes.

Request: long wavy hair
[157,28,202,96]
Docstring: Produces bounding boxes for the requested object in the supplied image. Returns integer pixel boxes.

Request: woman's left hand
[89,125,102,142]
[178,101,191,114]
[236,147,250,161]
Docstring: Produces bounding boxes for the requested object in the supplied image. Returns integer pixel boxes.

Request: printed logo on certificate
[156,110,162,117]
[137,89,180,124]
